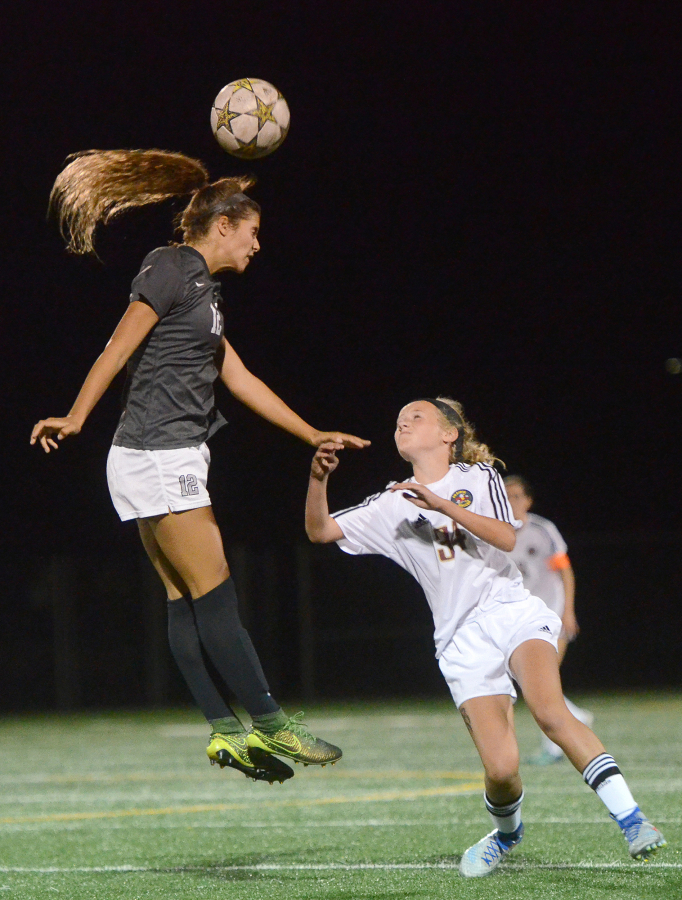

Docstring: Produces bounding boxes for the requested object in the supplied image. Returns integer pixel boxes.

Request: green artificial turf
[0,694,680,899]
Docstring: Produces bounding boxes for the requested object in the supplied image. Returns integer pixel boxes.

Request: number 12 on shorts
[179,474,199,496]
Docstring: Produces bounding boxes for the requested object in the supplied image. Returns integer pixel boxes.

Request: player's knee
[213,561,230,586]
[482,749,519,787]
[188,563,230,599]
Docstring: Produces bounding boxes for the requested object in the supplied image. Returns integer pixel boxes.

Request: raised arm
[389,482,516,552]
[305,444,345,543]
[218,337,369,449]
[31,301,159,452]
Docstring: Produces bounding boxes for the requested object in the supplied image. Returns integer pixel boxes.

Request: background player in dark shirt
[31,149,369,783]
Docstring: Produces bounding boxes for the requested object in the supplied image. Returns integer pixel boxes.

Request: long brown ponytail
[49,149,259,255]
[434,397,503,466]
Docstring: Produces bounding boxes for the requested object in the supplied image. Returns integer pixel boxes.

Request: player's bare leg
[145,506,341,767]
[144,506,230,599]
[510,639,603,771]
[137,518,188,599]
[457,695,525,876]
[137,515,293,783]
[459,695,521,804]
[528,635,594,764]
[511,638,665,860]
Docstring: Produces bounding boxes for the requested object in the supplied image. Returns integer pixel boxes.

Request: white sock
[484,791,524,835]
[582,754,638,820]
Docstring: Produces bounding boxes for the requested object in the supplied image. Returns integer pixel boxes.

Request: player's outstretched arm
[389,482,516,552]
[218,337,370,449]
[30,301,159,453]
[306,444,345,543]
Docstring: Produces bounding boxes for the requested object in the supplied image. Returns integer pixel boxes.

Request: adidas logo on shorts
[538,625,552,634]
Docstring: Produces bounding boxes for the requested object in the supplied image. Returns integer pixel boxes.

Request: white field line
[1,861,680,874]
[2,816,682,834]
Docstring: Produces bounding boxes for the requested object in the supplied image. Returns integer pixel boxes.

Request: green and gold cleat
[247,711,342,766]
[207,731,294,784]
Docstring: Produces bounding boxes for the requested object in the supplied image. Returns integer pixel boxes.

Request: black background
[2,1,681,706]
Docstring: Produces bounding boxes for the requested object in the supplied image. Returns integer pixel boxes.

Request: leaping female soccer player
[305,397,665,876]
[31,149,369,784]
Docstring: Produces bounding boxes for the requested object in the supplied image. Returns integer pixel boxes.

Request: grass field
[0,693,680,899]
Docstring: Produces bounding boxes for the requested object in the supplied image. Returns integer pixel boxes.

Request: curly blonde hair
[433,397,502,466]
[48,149,259,255]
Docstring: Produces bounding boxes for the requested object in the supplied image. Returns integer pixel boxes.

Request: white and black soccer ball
[211,78,290,159]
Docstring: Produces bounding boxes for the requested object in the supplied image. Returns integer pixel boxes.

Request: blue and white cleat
[614,808,667,860]
[459,824,524,877]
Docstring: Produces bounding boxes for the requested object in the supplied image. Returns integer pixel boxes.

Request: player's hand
[390,482,444,512]
[310,430,370,450]
[30,415,82,453]
[561,611,580,642]
[311,442,341,480]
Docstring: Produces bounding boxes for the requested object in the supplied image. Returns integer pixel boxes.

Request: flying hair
[48,149,259,256]
[432,397,503,466]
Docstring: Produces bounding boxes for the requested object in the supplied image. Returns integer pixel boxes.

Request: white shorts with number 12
[107,444,211,521]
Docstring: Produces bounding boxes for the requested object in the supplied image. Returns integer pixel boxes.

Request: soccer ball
[211,78,290,159]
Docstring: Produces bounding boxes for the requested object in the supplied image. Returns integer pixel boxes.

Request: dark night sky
[4,1,681,555]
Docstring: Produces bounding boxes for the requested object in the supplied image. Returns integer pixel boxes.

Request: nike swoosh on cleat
[264,735,303,754]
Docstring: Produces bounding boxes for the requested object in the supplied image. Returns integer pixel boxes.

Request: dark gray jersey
[112,245,227,450]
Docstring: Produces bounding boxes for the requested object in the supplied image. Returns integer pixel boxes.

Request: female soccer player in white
[504,474,593,764]
[31,149,369,784]
[305,397,665,876]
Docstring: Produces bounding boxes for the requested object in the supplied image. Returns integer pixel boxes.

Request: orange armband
[548,552,571,572]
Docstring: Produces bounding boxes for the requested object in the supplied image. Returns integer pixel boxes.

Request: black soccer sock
[191,578,280,717]
[166,596,240,726]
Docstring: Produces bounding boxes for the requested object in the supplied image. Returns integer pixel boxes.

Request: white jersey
[332,463,526,658]
[508,512,568,616]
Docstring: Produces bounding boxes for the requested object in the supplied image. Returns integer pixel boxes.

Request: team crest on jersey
[451,489,473,508]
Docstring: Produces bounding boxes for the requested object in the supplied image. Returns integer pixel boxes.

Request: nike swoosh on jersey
[195,281,205,287]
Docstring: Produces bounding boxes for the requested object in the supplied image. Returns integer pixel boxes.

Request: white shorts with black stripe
[107,444,212,521]
[438,593,562,708]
